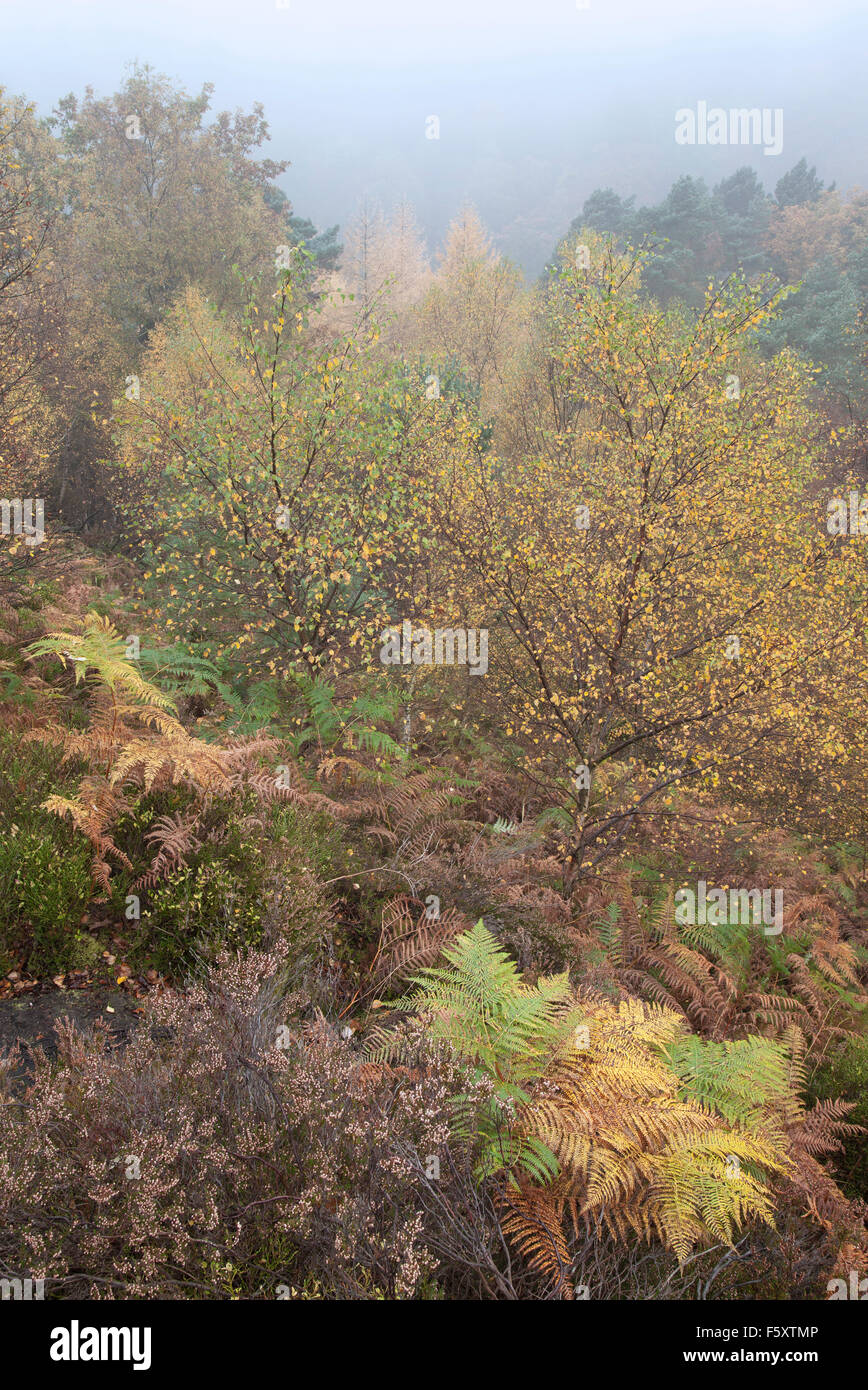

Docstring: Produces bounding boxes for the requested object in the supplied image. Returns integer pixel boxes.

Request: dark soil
[0,987,144,1088]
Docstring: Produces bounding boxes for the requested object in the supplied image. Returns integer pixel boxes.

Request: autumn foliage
[1,68,868,1303]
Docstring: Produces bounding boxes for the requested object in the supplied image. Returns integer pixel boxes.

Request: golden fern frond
[499,1186,573,1294]
[512,995,796,1270]
[109,733,229,792]
[41,792,97,835]
[41,779,133,894]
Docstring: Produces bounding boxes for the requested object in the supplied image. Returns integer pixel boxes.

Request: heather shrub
[0,947,496,1299]
[0,828,93,975]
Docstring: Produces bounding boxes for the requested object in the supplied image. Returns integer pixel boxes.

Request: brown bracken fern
[25,612,322,894]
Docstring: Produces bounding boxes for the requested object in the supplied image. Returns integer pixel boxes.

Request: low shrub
[0,948,492,1299]
[0,735,93,974]
[808,1036,868,1201]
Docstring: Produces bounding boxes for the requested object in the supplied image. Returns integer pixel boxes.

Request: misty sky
[4,0,867,273]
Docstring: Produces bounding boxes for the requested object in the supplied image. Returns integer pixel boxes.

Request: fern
[344,769,470,861]
[518,995,791,1278]
[363,895,470,999]
[369,920,582,1185]
[136,642,236,707]
[665,1034,795,1129]
[576,876,865,1054]
[287,668,403,762]
[24,613,318,895]
[28,612,175,715]
[136,810,203,891]
[375,920,809,1291]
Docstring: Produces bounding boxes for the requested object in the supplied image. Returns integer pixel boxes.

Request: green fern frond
[27,612,176,712]
[665,1034,794,1128]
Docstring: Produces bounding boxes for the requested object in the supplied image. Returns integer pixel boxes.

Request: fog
[4,0,866,273]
